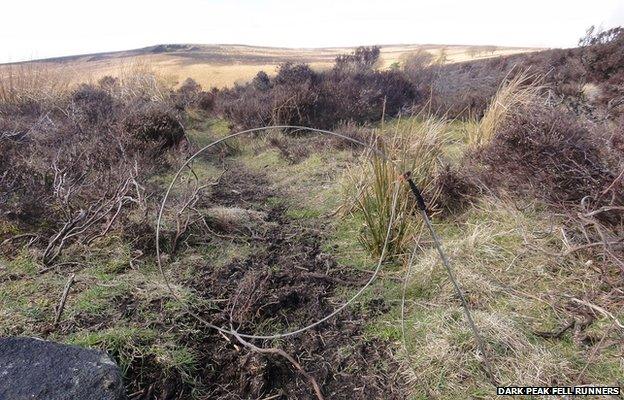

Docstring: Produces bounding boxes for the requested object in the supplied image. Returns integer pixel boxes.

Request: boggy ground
[155,163,407,399]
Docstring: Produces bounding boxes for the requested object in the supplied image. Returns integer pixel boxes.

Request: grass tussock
[469,70,544,146]
[348,116,447,259]
[103,61,177,103]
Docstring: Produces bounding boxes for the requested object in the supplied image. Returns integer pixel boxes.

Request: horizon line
[0,42,550,66]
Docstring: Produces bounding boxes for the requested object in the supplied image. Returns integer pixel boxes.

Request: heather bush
[70,84,117,126]
[173,78,216,112]
[174,78,202,109]
[216,47,418,129]
[579,27,624,83]
[196,90,216,111]
[401,50,436,93]
[98,75,120,91]
[252,71,271,91]
[474,106,620,205]
[213,37,618,127]
[432,165,479,215]
[426,61,505,118]
[123,104,185,149]
[610,115,624,155]
[334,46,381,74]
[579,27,624,118]
[269,62,321,126]
[0,78,188,263]
[411,27,623,120]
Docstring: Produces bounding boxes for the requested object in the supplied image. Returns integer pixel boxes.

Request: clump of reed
[348,116,447,259]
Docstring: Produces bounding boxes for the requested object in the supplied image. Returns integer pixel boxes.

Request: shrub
[252,71,271,91]
[196,91,215,111]
[474,106,620,205]
[315,69,417,127]
[216,47,419,129]
[334,46,381,74]
[414,28,623,120]
[433,165,479,215]
[124,105,185,149]
[579,26,624,83]
[70,84,117,126]
[610,116,624,155]
[269,63,320,126]
[0,74,189,263]
[174,78,202,109]
[98,75,120,91]
[402,50,435,91]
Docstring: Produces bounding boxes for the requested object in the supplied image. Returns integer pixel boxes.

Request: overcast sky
[2,0,623,63]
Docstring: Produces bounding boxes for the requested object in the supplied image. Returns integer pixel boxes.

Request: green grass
[360,195,623,397]
[0,235,208,394]
[185,116,231,144]
[0,267,62,335]
[4,249,39,276]
[2,117,622,399]
[68,327,159,374]
[239,138,354,215]
[323,212,373,271]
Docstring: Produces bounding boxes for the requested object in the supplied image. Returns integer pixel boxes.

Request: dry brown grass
[2,44,541,90]
[114,61,176,102]
[394,196,623,397]
[0,63,73,105]
[0,59,176,106]
[469,70,545,146]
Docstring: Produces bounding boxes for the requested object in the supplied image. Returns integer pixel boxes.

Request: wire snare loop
[155,125,495,383]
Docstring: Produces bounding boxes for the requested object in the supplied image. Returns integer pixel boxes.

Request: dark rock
[0,337,125,400]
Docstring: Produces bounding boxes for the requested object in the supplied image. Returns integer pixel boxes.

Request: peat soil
[155,164,407,399]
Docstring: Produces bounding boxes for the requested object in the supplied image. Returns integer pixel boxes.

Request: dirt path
[170,163,406,399]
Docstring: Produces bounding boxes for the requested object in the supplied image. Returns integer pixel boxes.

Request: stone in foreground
[0,337,124,400]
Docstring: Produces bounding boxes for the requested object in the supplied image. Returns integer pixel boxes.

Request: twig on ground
[39,261,89,275]
[564,295,624,330]
[0,233,39,247]
[231,331,325,400]
[53,274,75,327]
[534,320,575,338]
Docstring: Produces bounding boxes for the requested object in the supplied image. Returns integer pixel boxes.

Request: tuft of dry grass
[113,61,176,102]
[469,70,544,147]
[0,63,73,106]
[0,60,178,108]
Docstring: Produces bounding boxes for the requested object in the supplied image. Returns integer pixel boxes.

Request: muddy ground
[130,164,407,399]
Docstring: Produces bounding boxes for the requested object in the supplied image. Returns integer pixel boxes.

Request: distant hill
[1,43,543,88]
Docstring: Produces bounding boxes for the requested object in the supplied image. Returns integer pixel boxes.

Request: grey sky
[1,0,623,63]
